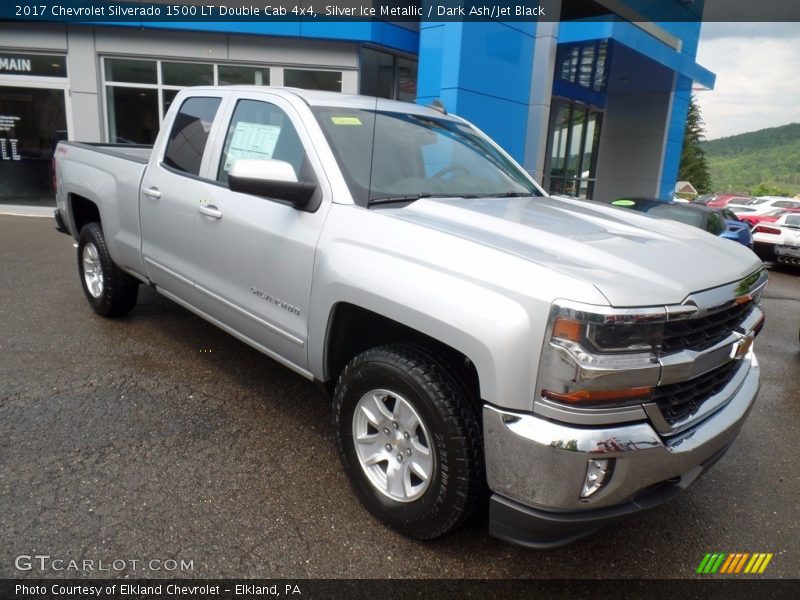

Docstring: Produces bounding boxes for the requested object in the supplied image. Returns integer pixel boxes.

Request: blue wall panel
[417,21,535,162]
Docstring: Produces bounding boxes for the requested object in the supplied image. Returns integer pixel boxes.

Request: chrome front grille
[662,301,753,354]
[653,359,743,425]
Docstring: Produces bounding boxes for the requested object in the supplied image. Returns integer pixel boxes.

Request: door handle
[198,205,223,219]
[143,187,161,199]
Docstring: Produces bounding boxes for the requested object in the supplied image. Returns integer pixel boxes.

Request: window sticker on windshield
[331,116,362,126]
[612,199,635,206]
[224,121,281,170]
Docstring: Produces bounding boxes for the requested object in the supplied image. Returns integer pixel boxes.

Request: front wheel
[78,222,139,317]
[333,343,484,539]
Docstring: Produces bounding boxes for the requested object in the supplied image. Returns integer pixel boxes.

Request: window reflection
[556,41,609,93]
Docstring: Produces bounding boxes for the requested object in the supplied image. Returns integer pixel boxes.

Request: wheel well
[70,194,101,233]
[324,303,480,397]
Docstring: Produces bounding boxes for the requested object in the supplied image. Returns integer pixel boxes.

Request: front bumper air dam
[483,358,759,548]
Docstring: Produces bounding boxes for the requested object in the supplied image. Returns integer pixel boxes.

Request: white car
[752,212,800,265]
[734,196,800,218]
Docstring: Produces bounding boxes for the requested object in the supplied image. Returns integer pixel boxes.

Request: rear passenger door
[140,94,224,301]
[190,93,331,372]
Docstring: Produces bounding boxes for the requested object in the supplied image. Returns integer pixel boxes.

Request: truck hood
[385,195,763,306]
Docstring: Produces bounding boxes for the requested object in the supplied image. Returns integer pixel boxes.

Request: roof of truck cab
[184,86,458,119]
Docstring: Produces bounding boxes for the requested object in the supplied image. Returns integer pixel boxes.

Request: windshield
[645,204,708,229]
[312,106,541,206]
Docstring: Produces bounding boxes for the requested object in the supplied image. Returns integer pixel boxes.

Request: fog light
[581,459,612,499]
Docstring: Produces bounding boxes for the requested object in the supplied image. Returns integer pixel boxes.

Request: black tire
[333,343,485,539]
[77,222,139,317]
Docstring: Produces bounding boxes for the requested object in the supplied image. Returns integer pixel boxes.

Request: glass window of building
[555,41,609,93]
[284,69,342,92]
[0,86,67,204]
[0,52,68,205]
[102,58,283,144]
[360,48,394,99]
[106,86,159,144]
[162,62,214,87]
[396,57,418,102]
[104,58,157,84]
[218,65,269,86]
[102,58,347,144]
[0,52,67,78]
[545,100,602,199]
[359,48,418,101]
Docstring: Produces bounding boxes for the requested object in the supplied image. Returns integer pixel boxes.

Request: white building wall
[66,27,102,142]
[0,23,68,51]
[522,22,559,182]
[591,46,674,202]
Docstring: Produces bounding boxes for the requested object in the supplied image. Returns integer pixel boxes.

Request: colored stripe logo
[696,552,773,574]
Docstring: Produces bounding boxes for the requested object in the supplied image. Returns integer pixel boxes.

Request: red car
[706,194,754,208]
[740,208,800,227]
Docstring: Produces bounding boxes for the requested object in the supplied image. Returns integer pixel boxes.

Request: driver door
[191,93,331,371]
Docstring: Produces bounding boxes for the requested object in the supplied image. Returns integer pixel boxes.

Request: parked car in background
[739,208,800,227]
[707,195,754,208]
[752,213,800,266]
[610,198,753,248]
[734,197,800,218]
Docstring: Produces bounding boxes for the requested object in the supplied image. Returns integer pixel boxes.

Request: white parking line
[0,205,53,218]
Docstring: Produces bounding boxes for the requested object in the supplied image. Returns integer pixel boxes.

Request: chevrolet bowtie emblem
[731,334,754,360]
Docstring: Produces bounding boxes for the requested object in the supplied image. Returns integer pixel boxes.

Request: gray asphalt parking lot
[1,214,799,579]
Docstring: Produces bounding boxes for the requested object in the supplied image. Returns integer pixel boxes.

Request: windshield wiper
[479,191,533,198]
[367,192,533,206]
[368,193,432,206]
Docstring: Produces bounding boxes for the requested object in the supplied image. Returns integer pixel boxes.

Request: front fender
[307,241,538,412]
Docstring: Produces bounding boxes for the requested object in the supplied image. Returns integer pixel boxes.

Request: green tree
[751,183,792,197]
[678,96,712,194]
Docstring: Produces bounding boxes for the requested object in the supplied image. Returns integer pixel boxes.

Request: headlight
[537,301,666,408]
[552,314,663,354]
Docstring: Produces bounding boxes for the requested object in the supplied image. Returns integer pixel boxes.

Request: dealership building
[0,0,714,205]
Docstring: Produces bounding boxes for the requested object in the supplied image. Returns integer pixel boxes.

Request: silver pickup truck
[54,87,766,547]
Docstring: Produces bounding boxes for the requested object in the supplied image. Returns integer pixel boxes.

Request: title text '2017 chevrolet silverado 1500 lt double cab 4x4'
[53,87,766,547]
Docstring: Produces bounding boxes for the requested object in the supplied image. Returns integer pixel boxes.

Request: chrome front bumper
[483,354,759,545]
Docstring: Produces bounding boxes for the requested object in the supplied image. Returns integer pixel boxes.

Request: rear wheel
[333,343,484,539]
[78,222,139,317]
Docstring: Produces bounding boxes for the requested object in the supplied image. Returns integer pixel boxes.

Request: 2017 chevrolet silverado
[54,87,766,547]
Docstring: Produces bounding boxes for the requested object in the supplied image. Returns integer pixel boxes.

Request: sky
[695,22,800,140]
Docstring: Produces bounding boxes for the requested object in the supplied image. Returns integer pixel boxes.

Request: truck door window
[163,96,222,176]
[217,99,314,186]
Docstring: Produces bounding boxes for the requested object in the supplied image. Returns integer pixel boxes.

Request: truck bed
[59,141,153,164]
[55,140,152,276]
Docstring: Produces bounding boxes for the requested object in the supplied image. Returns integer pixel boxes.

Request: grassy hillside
[700,122,800,196]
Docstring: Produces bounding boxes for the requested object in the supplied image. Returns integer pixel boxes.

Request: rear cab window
[163,96,222,176]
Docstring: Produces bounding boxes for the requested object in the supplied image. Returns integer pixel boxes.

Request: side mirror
[228,159,317,208]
